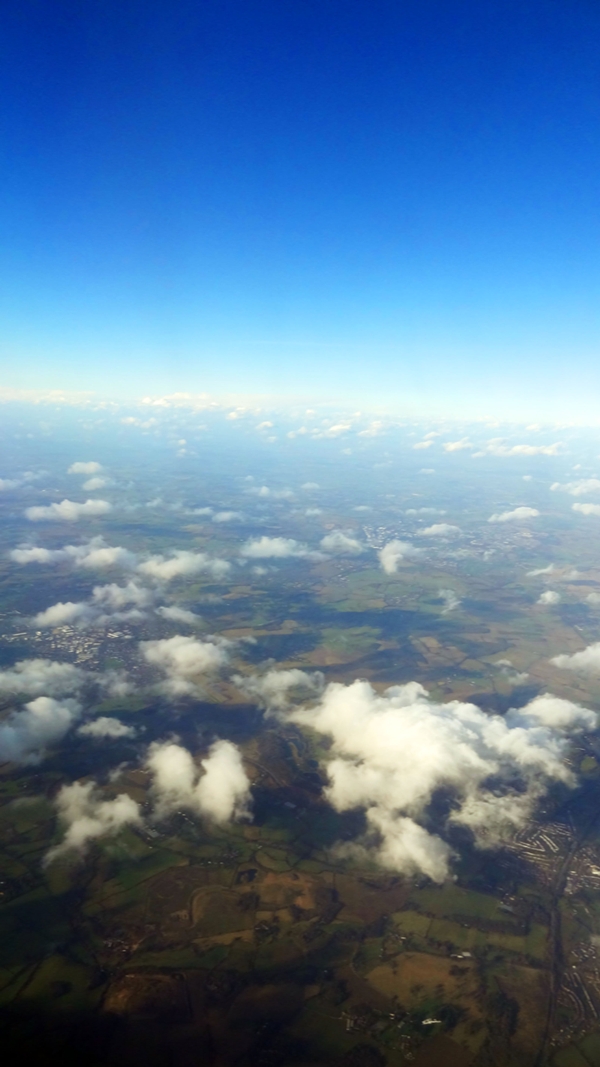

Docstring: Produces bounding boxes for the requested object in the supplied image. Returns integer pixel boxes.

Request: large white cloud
[32,601,93,628]
[551,643,600,673]
[25,499,112,522]
[137,550,230,581]
[45,781,142,863]
[140,634,229,695]
[147,739,251,823]
[282,680,593,882]
[378,540,420,574]
[488,506,540,523]
[0,697,81,764]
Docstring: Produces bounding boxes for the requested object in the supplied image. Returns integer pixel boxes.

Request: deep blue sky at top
[2,0,600,416]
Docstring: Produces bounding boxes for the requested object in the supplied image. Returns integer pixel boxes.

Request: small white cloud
[412,440,434,450]
[82,476,110,491]
[0,659,86,696]
[488,507,540,523]
[439,589,460,613]
[301,482,319,490]
[538,590,561,605]
[212,511,243,523]
[68,462,103,475]
[527,564,555,576]
[33,601,92,627]
[45,781,142,863]
[78,717,136,739]
[246,486,294,499]
[138,550,230,581]
[417,523,461,537]
[233,668,324,711]
[320,531,363,555]
[573,503,600,517]
[443,438,472,452]
[0,696,81,764]
[551,479,600,496]
[141,634,229,695]
[0,478,20,491]
[551,643,600,673]
[378,540,420,574]
[147,739,251,823]
[10,537,136,569]
[486,442,560,457]
[25,499,112,522]
[156,605,202,625]
[240,536,318,559]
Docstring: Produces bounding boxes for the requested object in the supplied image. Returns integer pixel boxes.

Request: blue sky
[2,0,600,418]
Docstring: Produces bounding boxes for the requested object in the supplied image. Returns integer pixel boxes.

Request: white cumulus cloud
[282,679,589,882]
[551,643,600,674]
[68,462,103,475]
[0,697,81,764]
[147,739,251,823]
[25,499,112,522]
[538,590,561,605]
[233,668,324,711]
[378,540,420,574]
[156,605,202,625]
[77,717,136,739]
[240,536,317,560]
[573,503,600,517]
[45,781,142,863]
[320,531,363,555]
[141,634,229,695]
[137,550,230,581]
[417,523,461,538]
[0,659,86,696]
[551,479,600,496]
[488,507,540,523]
